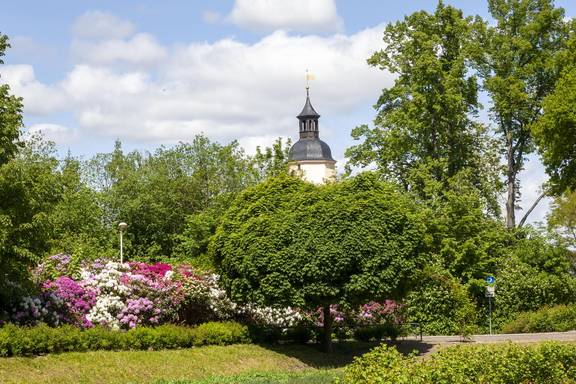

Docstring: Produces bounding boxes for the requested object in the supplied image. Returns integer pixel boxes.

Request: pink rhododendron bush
[10,254,302,330]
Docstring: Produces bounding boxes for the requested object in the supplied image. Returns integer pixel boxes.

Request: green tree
[478,0,567,228]
[532,66,576,195]
[346,2,499,211]
[211,173,425,351]
[82,136,259,260]
[548,190,576,248]
[48,152,112,260]
[0,33,22,166]
[0,137,63,313]
[253,137,291,180]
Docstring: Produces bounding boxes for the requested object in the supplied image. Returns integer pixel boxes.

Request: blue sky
[1,0,575,223]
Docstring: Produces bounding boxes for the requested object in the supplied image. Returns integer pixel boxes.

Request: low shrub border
[501,304,576,334]
[0,321,250,357]
[343,341,576,383]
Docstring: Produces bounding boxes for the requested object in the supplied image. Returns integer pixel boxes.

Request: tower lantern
[288,87,336,184]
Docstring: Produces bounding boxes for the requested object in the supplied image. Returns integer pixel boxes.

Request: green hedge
[501,304,576,334]
[0,321,250,357]
[343,342,576,383]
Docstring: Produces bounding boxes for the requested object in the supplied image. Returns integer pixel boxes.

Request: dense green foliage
[0,321,249,357]
[343,342,576,383]
[548,190,576,248]
[404,267,476,336]
[479,0,568,228]
[501,304,576,333]
[533,66,576,194]
[212,173,425,349]
[213,173,425,308]
[346,3,500,211]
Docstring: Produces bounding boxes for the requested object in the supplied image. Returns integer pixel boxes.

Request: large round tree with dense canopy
[210,173,425,350]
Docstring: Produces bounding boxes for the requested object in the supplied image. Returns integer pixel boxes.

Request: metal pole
[488,296,492,335]
[120,229,123,264]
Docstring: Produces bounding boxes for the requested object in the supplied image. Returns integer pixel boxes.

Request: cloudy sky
[1,0,575,224]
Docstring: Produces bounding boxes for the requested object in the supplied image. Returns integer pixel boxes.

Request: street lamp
[118,222,128,263]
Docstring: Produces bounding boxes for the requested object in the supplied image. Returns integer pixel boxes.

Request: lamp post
[118,222,128,263]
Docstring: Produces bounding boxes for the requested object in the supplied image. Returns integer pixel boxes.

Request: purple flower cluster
[309,300,404,328]
[118,298,161,328]
[42,276,97,328]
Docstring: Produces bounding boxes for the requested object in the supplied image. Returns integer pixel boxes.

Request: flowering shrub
[11,255,302,331]
[358,300,403,326]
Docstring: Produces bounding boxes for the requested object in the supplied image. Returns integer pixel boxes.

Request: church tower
[288,88,336,184]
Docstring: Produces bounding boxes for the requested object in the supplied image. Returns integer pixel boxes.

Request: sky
[1,0,575,224]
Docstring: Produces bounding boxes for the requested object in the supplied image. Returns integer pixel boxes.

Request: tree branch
[518,191,547,228]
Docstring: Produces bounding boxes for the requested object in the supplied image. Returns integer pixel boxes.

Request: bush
[404,266,476,336]
[343,342,576,383]
[501,304,576,334]
[0,321,249,356]
[494,257,576,326]
[193,321,250,346]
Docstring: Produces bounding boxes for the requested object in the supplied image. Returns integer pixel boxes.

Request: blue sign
[486,275,495,285]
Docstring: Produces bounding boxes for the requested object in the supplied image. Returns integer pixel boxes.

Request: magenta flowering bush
[12,255,303,331]
[42,276,97,328]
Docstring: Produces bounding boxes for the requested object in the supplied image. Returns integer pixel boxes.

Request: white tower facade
[287,89,336,184]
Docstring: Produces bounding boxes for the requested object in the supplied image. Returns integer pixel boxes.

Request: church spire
[297,87,320,139]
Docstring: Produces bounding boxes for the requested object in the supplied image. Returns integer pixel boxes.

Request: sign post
[485,275,496,335]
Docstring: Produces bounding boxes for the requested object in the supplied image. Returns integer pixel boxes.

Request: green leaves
[211,173,426,311]
[344,342,576,383]
[347,2,499,210]
[533,67,576,194]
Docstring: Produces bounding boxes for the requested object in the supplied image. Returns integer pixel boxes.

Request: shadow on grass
[261,340,435,369]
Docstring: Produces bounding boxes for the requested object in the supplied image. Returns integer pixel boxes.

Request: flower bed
[7,254,406,344]
[10,255,302,330]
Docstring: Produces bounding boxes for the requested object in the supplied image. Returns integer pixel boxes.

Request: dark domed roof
[288,138,335,161]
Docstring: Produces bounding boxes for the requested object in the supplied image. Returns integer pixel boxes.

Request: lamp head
[118,222,128,231]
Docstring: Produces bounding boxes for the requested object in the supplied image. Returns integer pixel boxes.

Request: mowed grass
[0,342,381,384]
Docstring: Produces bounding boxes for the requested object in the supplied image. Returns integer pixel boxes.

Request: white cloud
[21,25,391,144]
[72,33,166,65]
[72,11,135,39]
[0,65,68,115]
[26,123,78,144]
[228,0,343,33]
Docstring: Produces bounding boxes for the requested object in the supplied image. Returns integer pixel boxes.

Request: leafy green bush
[404,266,476,336]
[494,257,576,326]
[501,304,576,334]
[343,342,576,383]
[193,321,250,346]
[0,321,249,356]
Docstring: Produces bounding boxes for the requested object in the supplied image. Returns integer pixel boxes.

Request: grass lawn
[0,342,382,384]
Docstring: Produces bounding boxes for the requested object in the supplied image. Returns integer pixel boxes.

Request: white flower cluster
[86,294,124,330]
[82,262,131,329]
[242,304,302,328]
[81,262,131,296]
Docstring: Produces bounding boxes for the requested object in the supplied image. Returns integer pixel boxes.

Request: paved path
[419,331,576,344]
[392,331,576,356]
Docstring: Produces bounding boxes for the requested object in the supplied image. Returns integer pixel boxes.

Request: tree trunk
[321,305,333,353]
[506,138,516,229]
